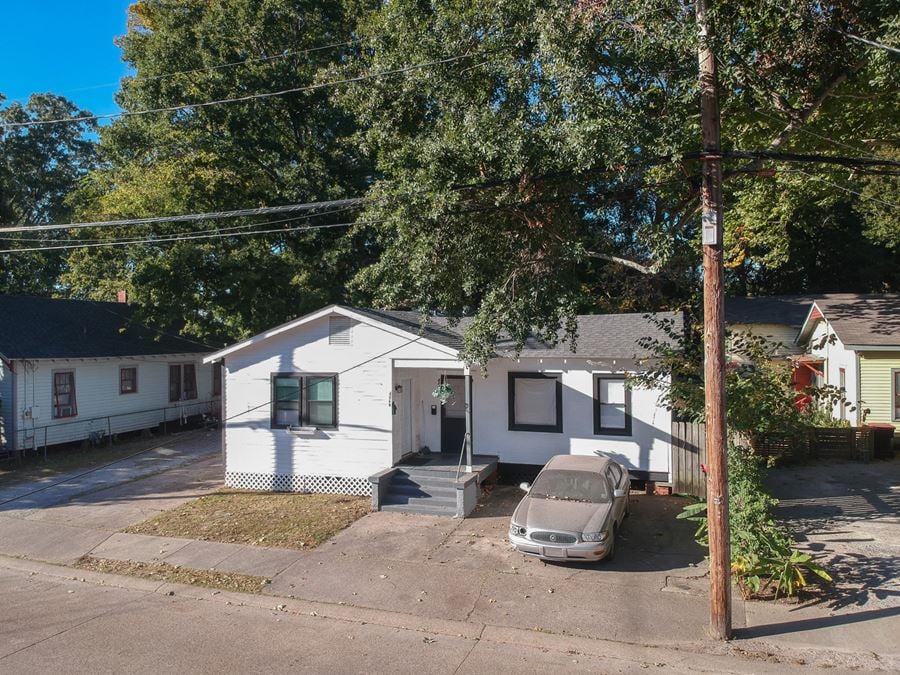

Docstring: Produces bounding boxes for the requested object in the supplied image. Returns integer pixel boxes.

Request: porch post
[464,369,473,472]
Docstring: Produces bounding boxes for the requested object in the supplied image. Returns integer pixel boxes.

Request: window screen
[53,371,77,418]
[120,367,137,394]
[273,376,302,427]
[307,376,336,427]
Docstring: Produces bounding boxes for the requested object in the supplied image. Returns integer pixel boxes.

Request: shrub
[678,445,831,599]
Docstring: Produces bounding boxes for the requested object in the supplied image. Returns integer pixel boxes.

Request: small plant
[677,445,832,599]
[431,382,454,405]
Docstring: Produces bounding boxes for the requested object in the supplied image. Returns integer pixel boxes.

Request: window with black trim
[53,370,77,418]
[169,363,198,402]
[120,366,137,395]
[508,372,562,433]
[271,373,338,429]
[594,375,632,436]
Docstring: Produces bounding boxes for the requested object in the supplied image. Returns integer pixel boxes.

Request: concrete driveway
[766,458,900,611]
[267,486,718,646]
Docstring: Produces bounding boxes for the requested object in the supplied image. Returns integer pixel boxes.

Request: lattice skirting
[225,472,372,496]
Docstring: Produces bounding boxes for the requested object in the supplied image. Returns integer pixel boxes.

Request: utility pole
[695,0,731,640]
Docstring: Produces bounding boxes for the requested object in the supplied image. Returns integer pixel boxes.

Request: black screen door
[440,375,467,453]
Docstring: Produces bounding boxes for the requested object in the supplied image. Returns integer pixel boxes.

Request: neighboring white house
[0,295,219,454]
[204,305,678,509]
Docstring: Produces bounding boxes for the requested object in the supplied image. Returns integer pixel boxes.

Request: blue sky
[1,1,132,117]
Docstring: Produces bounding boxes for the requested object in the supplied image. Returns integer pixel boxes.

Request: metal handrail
[24,398,220,434]
[455,431,471,481]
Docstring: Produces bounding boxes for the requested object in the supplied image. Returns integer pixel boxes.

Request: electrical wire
[768,1,900,55]
[787,168,899,209]
[0,219,372,254]
[0,51,486,130]
[0,202,365,244]
[1,40,355,105]
[0,199,362,234]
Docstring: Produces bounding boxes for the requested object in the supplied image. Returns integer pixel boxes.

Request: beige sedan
[508,454,631,562]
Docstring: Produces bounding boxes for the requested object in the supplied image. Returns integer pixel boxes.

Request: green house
[798,294,900,429]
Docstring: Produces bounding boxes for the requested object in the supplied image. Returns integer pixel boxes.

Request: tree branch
[585,251,658,275]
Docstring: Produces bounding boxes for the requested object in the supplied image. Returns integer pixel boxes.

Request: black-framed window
[508,372,562,433]
[53,370,77,418]
[120,366,138,395]
[594,375,632,436]
[271,373,338,429]
[169,363,198,402]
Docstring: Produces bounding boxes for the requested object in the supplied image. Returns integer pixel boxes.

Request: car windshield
[529,469,610,504]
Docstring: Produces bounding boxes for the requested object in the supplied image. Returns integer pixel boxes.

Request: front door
[440,375,467,454]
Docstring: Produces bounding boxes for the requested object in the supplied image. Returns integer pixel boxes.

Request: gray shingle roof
[354,307,682,359]
[813,294,900,347]
[725,295,819,329]
[0,295,214,359]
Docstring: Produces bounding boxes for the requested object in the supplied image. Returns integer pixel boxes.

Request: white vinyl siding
[13,356,216,450]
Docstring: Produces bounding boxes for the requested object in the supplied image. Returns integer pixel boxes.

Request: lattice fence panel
[226,472,371,496]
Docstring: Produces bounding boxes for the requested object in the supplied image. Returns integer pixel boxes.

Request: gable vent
[329,316,353,345]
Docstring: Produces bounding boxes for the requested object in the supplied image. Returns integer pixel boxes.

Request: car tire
[605,526,616,562]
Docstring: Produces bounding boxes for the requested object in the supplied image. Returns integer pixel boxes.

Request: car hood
[513,495,611,534]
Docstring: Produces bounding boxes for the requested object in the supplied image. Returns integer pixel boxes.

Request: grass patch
[74,555,268,594]
[123,490,371,550]
[0,431,197,489]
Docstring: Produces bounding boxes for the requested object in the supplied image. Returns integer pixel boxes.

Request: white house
[204,305,678,516]
[0,295,219,455]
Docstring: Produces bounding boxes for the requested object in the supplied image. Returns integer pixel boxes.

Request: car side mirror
[519,482,531,492]
[613,488,626,498]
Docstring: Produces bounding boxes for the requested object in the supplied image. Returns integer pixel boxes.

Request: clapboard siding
[0,360,13,448]
[808,320,860,425]
[470,358,671,476]
[859,352,900,424]
[223,315,456,480]
[12,356,217,449]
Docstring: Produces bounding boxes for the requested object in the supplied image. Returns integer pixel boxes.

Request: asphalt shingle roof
[724,295,819,329]
[0,296,214,359]
[812,294,900,347]
[354,307,682,359]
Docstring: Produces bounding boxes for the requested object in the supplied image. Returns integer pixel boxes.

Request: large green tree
[63,0,373,339]
[338,0,898,364]
[0,94,97,295]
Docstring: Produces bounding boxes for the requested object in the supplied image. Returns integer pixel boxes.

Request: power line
[0,203,365,243]
[0,199,361,233]
[0,52,485,130]
[1,40,355,105]
[769,1,900,55]
[0,219,369,254]
[787,168,899,209]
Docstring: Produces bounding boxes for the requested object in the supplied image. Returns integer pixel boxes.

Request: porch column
[464,369,473,471]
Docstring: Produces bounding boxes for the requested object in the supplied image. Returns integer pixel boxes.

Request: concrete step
[386,482,457,499]
[383,492,456,509]
[390,474,457,488]
[396,468,462,480]
[380,502,457,516]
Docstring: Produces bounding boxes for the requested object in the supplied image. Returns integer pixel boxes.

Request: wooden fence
[671,420,707,498]
[670,421,874,498]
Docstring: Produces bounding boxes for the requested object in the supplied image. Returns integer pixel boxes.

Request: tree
[338,0,898,365]
[0,94,97,295]
[62,0,373,339]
